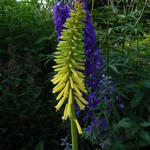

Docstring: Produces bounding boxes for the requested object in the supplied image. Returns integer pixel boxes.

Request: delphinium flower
[81,0,103,90]
[51,0,88,137]
[100,75,114,116]
[74,0,103,130]
[53,0,70,42]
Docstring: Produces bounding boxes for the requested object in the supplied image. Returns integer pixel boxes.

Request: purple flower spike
[87,92,99,108]
[87,118,95,133]
[81,0,103,90]
[100,118,107,128]
[53,0,70,42]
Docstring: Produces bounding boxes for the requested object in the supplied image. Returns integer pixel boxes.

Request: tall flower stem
[70,101,78,150]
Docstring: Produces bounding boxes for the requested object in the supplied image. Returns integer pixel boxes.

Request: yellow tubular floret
[57,66,67,75]
[72,73,84,85]
[74,118,82,134]
[69,77,74,89]
[75,83,87,94]
[62,103,68,120]
[54,67,64,72]
[55,96,66,111]
[66,103,71,118]
[52,76,63,84]
[73,84,82,97]
[71,68,78,77]
[53,83,66,93]
[51,74,64,83]
[76,71,85,78]
[52,64,64,69]
[74,92,88,105]
[53,73,64,80]
[68,89,73,104]
[64,81,69,98]
[56,89,64,100]
[58,72,69,85]
[74,96,85,110]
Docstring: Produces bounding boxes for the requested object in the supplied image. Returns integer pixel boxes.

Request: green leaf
[140,121,150,127]
[109,65,120,74]
[130,92,144,108]
[118,118,131,128]
[140,130,150,143]
[113,118,131,131]
[108,28,112,35]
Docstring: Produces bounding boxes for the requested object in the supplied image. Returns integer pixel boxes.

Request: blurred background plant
[0,0,150,150]
[0,0,66,149]
[80,0,150,150]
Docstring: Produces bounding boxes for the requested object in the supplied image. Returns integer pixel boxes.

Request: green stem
[70,102,78,150]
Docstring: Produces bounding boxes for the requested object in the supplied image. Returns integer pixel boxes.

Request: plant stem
[134,0,148,28]
[70,101,78,150]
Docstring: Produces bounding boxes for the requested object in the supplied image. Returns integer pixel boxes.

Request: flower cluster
[54,0,104,132]
[52,0,88,134]
[53,0,70,42]
[81,0,103,91]
[100,75,114,116]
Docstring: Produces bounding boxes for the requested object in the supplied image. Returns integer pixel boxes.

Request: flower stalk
[52,1,88,149]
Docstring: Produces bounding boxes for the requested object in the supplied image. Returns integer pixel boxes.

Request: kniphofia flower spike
[51,0,88,135]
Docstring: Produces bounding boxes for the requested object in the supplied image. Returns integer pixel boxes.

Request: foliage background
[0,0,150,150]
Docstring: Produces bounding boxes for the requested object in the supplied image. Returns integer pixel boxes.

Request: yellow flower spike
[74,118,82,135]
[74,96,85,110]
[51,2,86,143]
[55,96,66,111]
